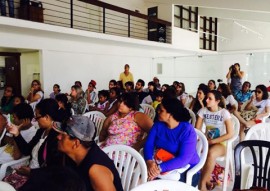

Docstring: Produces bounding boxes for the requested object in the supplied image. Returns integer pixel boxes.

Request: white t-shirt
[198,107,231,139]
[253,99,270,114]
[226,95,237,106]
[0,126,37,164]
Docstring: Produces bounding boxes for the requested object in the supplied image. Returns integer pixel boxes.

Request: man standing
[55,116,123,191]
[119,64,134,89]
[135,79,148,103]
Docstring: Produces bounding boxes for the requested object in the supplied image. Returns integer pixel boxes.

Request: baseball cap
[53,115,96,142]
[89,80,97,89]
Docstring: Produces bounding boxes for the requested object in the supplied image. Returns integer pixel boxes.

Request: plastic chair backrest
[245,123,270,141]
[233,140,270,190]
[102,145,147,191]
[83,111,106,136]
[185,129,208,185]
[140,104,155,121]
[0,181,16,191]
[130,179,199,191]
[0,156,30,180]
[186,108,196,127]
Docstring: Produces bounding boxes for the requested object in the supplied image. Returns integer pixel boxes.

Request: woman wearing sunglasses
[235,84,270,141]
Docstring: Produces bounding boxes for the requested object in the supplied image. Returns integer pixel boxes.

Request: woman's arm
[189,99,195,110]
[27,92,42,103]
[133,112,153,151]
[226,68,232,79]
[99,116,112,142]
[195,116,203,131]
[103,101,118,117]
[208,118,233,145]
[256,106,270,119]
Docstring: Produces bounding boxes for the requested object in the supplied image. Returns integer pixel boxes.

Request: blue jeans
[179,171,201,187]
[0,0,14,17]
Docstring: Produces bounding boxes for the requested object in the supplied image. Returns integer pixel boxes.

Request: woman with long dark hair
[26,80,44,104]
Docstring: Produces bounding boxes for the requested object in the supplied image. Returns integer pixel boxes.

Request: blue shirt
[144,121,199,172]
[235,90,252,103]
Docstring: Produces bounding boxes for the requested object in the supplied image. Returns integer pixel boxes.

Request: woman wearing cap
[56,115,123,191]
[84,80,97,105]
[6,99,66,188]
[70,85,87,115]
[99,93,153,151]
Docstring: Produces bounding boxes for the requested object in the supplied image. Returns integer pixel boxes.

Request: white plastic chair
[0,128,6,144]
[130,179,199,191]
[216,114,240,191]
[140,104,155,121]
[83,111,106,142]
[102,145,147,191]
[157,129,208,186]
[0,156,30,180]
[187,108,196,127]
[0,181,16,191]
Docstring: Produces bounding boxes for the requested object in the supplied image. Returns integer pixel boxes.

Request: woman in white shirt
[26,80,44,104]
[195,90,233,191]
[235,84,270,141]
[217,83,237,113]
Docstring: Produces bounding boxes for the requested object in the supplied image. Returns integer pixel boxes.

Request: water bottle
[6,114,13,137]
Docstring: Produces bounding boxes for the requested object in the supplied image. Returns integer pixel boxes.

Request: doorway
[0,52,21,95]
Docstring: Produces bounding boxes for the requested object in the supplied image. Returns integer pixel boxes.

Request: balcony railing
[3,0,172,43]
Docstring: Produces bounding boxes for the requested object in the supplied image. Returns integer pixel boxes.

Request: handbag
[240,109,257,121]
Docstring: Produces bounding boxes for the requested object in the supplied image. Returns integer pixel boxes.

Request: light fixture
[234,21,263,39]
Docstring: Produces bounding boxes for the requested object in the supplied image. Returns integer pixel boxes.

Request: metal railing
[3,0,172,43]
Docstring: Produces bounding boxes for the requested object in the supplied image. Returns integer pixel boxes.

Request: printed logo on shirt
[203,114,223,122]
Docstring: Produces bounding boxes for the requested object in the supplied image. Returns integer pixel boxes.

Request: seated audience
[103,87,120,117]
[234,81,252,111]
[26,80,44,104]
[116,80,124,93]
[108,79,117,90]
[217,83,237,113]
[13,95,25,107]
[99,93,153,151]
[144,98,200,186]
[153,77,161,90]
[19,166,86,191]
[55,94,72,123]
[195,90,233,191]
[5,99,67,189]
[176,82,188,106]
[189,84,209,114]
[70,85,87,115]
[0,85,14,114]
[152,90,163,110]
[0,103,37,164]
[234,84,270,141]
[89,90,109,111]
[49,84,61,99]
[135,79,148,103]
[207,80,216,91]
[54,115,123,191]
[125,81,134,93]
[161,84,169,92]
[142,81,157,105]
[84,80,97,105]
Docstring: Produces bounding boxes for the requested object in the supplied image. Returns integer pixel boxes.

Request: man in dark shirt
[54,116,123,191]
[135,79,148,103]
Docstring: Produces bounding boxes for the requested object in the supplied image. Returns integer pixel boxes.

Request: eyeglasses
[35,115,43,120]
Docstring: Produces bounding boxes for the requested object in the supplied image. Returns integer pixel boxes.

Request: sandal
[206,182,217,190]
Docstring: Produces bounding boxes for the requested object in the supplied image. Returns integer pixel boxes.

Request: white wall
[20,52,40,97]
[172,27,200,50]
[218,19,270,51]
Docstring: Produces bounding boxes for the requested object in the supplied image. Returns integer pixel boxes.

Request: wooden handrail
[79,0,171,26]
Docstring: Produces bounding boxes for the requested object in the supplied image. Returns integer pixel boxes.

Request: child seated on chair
[89,90,109,112]
[152,91,163,110]
[0,104,37,164]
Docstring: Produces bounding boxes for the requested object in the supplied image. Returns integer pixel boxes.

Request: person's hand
[31,87,35,92]
[234,65,239,71]
[207,137,215,145]
[16,166,31,176]
[7,123,22,137]
[146,160,160,180]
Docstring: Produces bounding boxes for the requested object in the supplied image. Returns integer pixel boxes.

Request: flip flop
[206,182,217,190]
